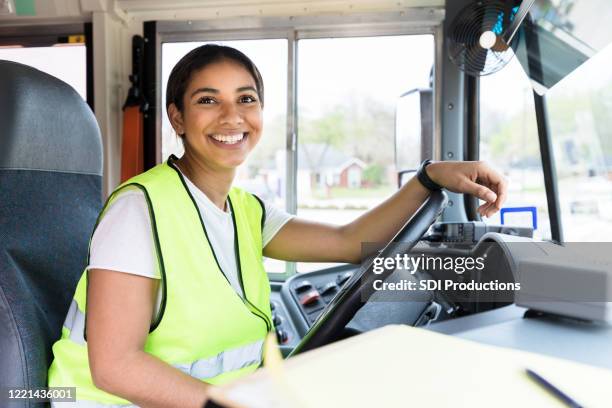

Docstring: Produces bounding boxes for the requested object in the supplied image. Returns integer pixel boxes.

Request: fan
[447,0,535,76]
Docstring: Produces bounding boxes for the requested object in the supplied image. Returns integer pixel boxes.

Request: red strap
[121,105,144,182]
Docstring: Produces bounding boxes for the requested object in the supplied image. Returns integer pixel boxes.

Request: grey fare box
[358,241,612,307]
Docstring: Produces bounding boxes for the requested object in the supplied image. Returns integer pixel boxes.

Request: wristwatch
[416,159,442,191]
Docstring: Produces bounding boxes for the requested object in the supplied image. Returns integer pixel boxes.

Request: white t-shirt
[87,174,293,322]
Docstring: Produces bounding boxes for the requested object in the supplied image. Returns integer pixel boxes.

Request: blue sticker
[500,206,537,230]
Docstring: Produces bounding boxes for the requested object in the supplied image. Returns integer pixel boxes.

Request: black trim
[525,18,564,243]
[136,184,169,331]
[251,193,266,233]
[84,22,94,112]
[166,156,272,332]
[533,93,563,243]
[83,183,168,342]
[143,21,158,169]
[464,73,481,221]
[124,35,148,112]
[228,197,272,333]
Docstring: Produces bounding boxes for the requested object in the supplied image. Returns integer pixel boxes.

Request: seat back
[0,60,102,406]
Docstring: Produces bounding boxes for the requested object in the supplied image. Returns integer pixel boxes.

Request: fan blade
[502,0,536,44]
[466,43,489,74]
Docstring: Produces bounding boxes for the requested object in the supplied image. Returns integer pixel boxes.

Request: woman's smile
[208,131,249,148]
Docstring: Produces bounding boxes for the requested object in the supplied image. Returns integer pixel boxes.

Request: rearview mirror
[394,88,433,188]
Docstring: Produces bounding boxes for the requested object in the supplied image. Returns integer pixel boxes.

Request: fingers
[478,201,495,218]
[439,161,507,218]
[493,178,508,211]
[474,162,507,217]
[463,179,497,203]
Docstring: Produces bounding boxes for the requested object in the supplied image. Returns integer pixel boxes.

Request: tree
[299,93,396,168]
[363,164,385,186]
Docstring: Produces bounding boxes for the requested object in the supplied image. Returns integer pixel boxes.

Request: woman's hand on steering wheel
[426,161,507,218]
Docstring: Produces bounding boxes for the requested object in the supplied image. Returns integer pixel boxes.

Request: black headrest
[0,60,102,174]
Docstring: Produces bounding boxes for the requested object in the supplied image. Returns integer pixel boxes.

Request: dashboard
[268,222,534,356]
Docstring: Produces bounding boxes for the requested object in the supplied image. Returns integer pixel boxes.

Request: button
[294,280,313,294]
[319,281,338,296]
[300,290,321,306]
[270,301,277,311]
[276,329,289,344]
[336,271,353,286]
[305,303,324,314]
[273,314,282,326]
[307,310,322,324]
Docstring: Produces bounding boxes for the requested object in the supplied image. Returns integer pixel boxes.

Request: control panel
[425,221,533,244]
[289,269,355,326]
[269,289,298,354]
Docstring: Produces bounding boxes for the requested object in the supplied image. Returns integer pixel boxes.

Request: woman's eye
[197,96,216,105]
[239,95,257,103]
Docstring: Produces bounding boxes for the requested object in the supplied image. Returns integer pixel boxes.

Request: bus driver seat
[0,60,103,405]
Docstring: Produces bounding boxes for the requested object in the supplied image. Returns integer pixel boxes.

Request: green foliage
[299,93,396,166]
[363,164,385,186]
[299,107,348,148]
[311,185,393,200]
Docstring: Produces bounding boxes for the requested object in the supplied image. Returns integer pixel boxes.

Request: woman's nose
[219,102,244,126]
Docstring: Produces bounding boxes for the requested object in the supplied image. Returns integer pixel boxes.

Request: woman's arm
[87,269,215,408]
[264,161,506,264]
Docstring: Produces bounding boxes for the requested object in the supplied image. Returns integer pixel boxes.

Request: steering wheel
[289,190,448,356]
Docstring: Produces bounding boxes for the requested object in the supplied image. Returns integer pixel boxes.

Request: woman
[48,45,506,407]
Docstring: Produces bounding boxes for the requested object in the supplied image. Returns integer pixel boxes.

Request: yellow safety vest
[48,156,273,405]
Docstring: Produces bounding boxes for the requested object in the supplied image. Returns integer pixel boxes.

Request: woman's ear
[168,103,185,136]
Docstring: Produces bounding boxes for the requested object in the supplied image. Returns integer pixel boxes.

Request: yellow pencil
[263,332,306,407]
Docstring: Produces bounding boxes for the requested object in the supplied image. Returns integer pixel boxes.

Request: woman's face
[170,60,263,170]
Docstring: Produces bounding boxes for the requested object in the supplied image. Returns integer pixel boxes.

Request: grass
[312,185,394,199]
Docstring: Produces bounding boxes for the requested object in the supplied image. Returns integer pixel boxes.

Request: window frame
[150,10,443,278]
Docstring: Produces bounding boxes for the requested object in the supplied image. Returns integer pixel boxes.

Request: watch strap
[416,159,442,191]
[203,399,228,408]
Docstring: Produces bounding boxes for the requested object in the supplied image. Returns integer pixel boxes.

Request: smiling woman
[47,44,506,408]
[47,45,288,408]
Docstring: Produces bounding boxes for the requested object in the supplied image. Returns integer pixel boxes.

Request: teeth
[210,133,245,144]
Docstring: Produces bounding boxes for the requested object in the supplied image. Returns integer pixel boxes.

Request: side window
[479,58,551,240]
[296,35,434,272]
[0,44,87,100]
[546,43,612,241]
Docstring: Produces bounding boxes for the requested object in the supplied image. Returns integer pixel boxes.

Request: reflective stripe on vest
[63,298,86,345]
[62,299,264,379]
[175,338,263,379]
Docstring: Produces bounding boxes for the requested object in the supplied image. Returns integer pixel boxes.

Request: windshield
[546,42,612,241]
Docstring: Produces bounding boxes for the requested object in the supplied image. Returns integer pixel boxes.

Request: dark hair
[165,44,264,113]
